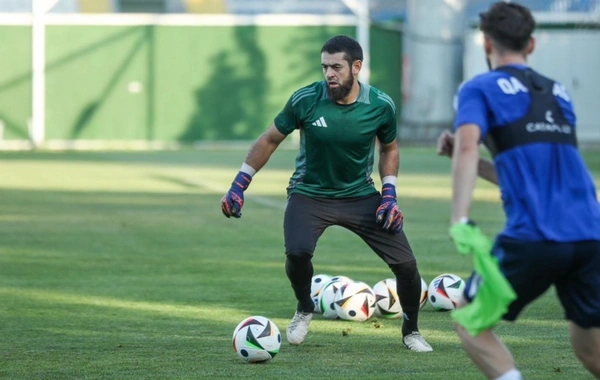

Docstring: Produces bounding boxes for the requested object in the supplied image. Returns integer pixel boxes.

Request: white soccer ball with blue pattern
[428,274,466,311]
[372,278,402,319]
[311,274,333,313]
[232,316,281,363]
[419,277,429,310]
[318,277,351,319]
[334,281,377,322]
[330,275,352,284]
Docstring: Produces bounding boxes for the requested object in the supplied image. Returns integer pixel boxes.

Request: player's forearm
[242,125,286,173]
[477,158,498,185]
[244,136,279,173]
[438,131,498,185]
[451,145,479,223]
[378,144,399,179]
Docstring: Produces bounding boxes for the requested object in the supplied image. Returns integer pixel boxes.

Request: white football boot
[286,311,313,345]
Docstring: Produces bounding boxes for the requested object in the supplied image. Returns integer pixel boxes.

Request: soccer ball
[334,281,376,322]
[428,274,466,311]
[232,316,281,363]
[419,277,428,310]
[330,275,352,283]
[372,278,402,319]
[318,277,351,319]
[310,274,332,313]
[372,277,428,317]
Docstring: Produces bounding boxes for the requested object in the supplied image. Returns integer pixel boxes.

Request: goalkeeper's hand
[449,219,492,256]
[376,184,404,233]
[221,171,252,218]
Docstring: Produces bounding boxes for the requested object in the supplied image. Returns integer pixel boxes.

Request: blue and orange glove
[221,171,252,218]
[376,183,404,233]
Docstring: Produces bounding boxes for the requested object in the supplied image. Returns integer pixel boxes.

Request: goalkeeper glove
[221,171,252,218]
[449,219,492,255]
[375,183,404,233]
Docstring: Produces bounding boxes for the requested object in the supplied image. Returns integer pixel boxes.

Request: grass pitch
[0,147,598,379]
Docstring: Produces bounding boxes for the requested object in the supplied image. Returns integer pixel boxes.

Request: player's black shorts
[491,236,600,328]
[283,193,416,265]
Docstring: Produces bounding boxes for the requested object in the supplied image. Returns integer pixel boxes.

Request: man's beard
[486,57,492,71]
[326,77,353,102]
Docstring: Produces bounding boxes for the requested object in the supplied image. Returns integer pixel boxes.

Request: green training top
[274,81,397,198]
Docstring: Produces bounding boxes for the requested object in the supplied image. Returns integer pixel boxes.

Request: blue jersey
[454,64,600,242]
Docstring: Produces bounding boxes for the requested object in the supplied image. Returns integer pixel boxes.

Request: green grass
[0,147,598,379]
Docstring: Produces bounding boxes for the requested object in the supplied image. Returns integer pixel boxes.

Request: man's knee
[575,349,600,376]
[570,324,600,377]
[286,250,313,263]
[573,342,600,376]
[389,260,418,279]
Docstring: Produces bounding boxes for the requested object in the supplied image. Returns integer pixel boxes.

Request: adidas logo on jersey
[311,116,327,127]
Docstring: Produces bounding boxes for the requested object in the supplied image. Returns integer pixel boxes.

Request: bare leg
[455,324,518,379]
[569,322,600,378]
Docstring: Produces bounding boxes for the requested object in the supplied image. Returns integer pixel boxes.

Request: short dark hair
[321,35,363,67]
[479,2,536,52]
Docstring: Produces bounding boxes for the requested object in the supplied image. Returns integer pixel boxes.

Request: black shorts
[491,236,600,328]
[283,193,416,265]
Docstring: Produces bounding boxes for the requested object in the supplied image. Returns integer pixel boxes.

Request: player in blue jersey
[221,35,432,352]
[440,2,600,379]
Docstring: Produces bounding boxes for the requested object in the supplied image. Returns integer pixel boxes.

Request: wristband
[382,175,397,185]
[240,163,257,177]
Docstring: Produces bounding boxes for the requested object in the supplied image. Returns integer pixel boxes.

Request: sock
[285,251,314,313]
[390,261,422,336]
[494,369,522,380]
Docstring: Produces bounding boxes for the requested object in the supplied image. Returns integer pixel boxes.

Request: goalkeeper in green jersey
[221,35,432,353]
